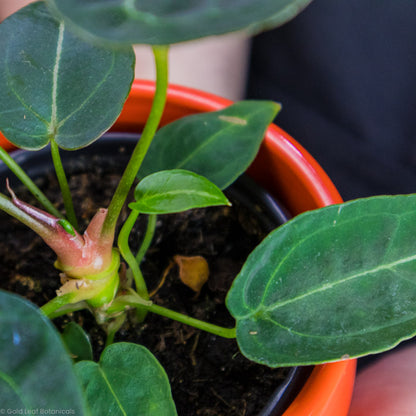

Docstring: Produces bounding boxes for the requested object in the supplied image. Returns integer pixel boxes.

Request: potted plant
[5,0,414,415]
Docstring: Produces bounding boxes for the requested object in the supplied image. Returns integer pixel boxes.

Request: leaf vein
[57,51,117,131]
[49,20,65,137]
[263,253,416,312]
[98,368,128,416]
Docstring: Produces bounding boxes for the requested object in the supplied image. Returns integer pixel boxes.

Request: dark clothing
[246,0,416,201]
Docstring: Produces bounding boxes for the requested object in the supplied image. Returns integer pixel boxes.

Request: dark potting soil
[0,149,291,416]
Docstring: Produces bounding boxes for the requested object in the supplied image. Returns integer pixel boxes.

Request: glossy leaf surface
[138,101,280,189]
[227,195,416,366]
[75,343,177,416]
[0,291,86,413]
[61,322,93,362]
[131,169,230,214]
[0,2,134,150]
[47,0,313,45]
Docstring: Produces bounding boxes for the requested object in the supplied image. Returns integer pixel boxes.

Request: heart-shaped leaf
[75,342,177,416]
[0,290,87,413]
[61,322,93,363]
[138,101,280,190]
[131,169,230,214]
[0,2,135,150]
[227,195,416,366]
[47,0,313,45]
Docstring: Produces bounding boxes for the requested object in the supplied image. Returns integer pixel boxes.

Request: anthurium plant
[0,1,414,414]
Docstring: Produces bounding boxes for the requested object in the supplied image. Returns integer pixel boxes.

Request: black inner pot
[0,133,312,416]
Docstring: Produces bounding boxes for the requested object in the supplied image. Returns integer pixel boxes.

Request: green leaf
[138,101,280,190]
[61,322,93,363]
[47,0,312,45]
[75,343,177,416]
[0,290,87,413]
[130,169,230,214]
[227,195,416,366]
[0,2,135,150]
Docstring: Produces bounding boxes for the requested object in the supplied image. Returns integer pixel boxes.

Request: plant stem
[102,45,169,237]
[47,301,89,319]
[136,214,157,264]
[109,292,237,339]
[50,140,78,229]
[147,303,237,339]
[105,314,126,347]
[41,293,75,317]
[118,210,149,299]
[0,146,62,218]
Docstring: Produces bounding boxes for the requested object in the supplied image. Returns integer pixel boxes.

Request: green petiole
[117,209,149,300]
[41,293,76,318]
[109,290,237,339]
[102,45,169,237]
[0,145,62,218]
[50,140,78,230]
[136,214,157,264]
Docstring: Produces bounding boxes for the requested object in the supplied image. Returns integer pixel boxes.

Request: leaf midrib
[253,252,416,317]
[49,20,64,136]
[98,367,127,416]
[170,105,268,171]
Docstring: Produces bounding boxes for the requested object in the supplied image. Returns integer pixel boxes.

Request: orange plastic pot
[0,79,356,415]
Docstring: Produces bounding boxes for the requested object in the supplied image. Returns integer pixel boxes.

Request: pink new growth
[7,180,114,279]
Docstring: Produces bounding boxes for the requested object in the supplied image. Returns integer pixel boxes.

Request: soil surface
[0,143,294,416]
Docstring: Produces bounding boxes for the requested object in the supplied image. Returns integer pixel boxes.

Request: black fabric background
[246,0,416,201]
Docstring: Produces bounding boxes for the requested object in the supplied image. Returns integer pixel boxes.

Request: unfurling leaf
[174,255,209,293]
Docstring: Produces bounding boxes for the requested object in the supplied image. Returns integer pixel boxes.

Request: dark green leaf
[227,195,416,366]
[75,342,177,416]
[47,0,312,45]
[0,290,86,413]
[138,101,280,189]
[0,2,135,150]
[131,169,230,214]
[61,322,93,362]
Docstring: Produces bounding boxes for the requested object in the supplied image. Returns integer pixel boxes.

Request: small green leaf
[130,169,230,214]
[227,195,416,366]
[75,342,177,416]
[138,101,280,190]
[61,322,93,363]
[47,0,312,45]
[0,290,86,413]
[0,2,135,150]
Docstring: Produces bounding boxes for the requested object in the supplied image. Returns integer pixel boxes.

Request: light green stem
[105,314,126,347]
[102,45,169,237]
[109,292,236,339]
[147,303,237,339]
[0,146,62,218]
[50,140,78,229]
[118,210,149,299]
[46,301,89,320]
[41,293,75,317]
[136,214,157,264]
